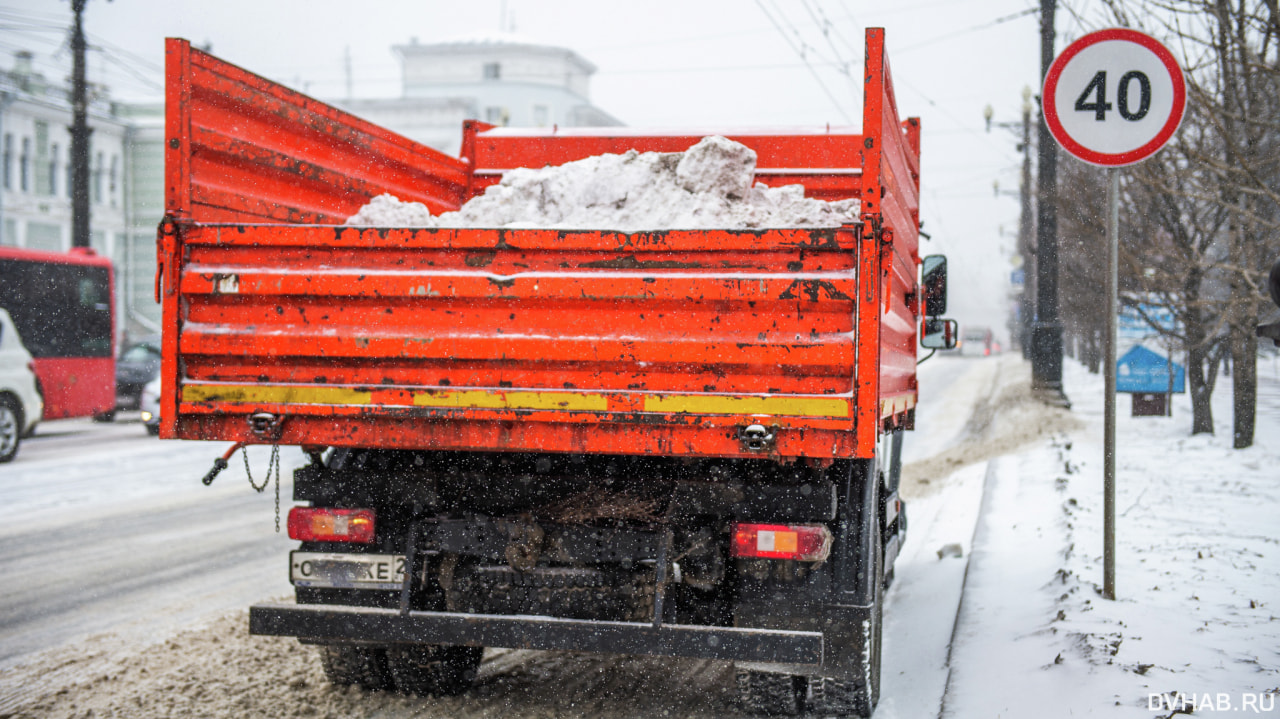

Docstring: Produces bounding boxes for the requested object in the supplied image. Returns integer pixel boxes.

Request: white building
[117,100,165,337]
[338,34,621,155]
[0,51,129,253]
[0,51,142,337]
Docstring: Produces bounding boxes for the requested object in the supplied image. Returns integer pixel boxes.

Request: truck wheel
[807,523,883,717]
[735,669,804,716]
[0,400,20,463]
[318,645,394,691]
[386,644,482,697]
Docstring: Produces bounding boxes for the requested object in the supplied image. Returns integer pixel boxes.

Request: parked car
[101,335,162,420]
[0,308,45,462]
[139,375,161,436]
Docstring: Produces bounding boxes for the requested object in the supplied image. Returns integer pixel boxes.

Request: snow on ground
[901,356,1003,465]
[1,353,1275,718]
[878,460,989,719]
[901,354,1082,500]
[345,136,860,230]
[944,355,1280,718]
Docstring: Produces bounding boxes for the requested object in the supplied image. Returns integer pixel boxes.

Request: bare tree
[1057,125,1230,434]
[1057,157,1108,375]
[1117,113,1233,434]
[1098,0,1280,446]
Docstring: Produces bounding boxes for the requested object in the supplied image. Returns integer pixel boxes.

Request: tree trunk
[1187,341,1216,435]
[1231,323,1257,447]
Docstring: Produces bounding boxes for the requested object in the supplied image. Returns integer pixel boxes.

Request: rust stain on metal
[464,251,497,267]
[778,279,852,302]
[579,255,704,270]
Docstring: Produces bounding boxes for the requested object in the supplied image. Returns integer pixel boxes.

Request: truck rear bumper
[249,602,823,665]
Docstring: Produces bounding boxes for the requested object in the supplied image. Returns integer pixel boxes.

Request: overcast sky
[2,0,1123,344]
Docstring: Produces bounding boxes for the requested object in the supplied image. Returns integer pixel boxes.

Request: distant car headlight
[141,411,154,422]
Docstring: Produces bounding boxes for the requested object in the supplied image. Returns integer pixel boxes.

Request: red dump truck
[161,28,954,717]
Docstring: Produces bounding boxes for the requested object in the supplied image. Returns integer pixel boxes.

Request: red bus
[0,247,115,420]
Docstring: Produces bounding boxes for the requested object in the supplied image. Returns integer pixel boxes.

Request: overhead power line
[799,0,856,78]
[897,6,1040,53]
[753,0,855,124]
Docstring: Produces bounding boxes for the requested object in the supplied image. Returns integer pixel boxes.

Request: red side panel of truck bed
[160,30,921,461]
[163,38,469,225]
[860,28,921,440]
[461,126,868,203]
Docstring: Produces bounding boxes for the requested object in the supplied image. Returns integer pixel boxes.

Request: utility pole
[70,0,92,249]
[1018,87,1034,358]
[1032,0,1065,400]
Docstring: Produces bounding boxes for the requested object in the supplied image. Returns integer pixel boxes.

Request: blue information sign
[1116,345,1185,394]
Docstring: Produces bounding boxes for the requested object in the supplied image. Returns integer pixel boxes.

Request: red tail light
[287,507,376,543]
[731,523,833,561]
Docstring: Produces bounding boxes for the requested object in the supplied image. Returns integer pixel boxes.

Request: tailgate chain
[243,445,282,533]
[201,442,283,532]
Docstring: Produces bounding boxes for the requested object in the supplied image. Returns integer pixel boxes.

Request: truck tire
[386,644,482,697]
[807,520,883,717]
[735,670,804,716]
[318,645,394,691]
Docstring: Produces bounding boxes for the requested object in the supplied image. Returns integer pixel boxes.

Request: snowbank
[943,357,1280,717]
[345,136,860,230]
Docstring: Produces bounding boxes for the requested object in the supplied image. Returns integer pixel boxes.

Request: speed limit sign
[1043,28,1186,166]
[1044,28,1188,602]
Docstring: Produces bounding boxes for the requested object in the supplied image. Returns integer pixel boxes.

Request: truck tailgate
[168,223,860,459]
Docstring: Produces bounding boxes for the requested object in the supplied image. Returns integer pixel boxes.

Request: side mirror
[922,255,947,317]
[921,318,958,350]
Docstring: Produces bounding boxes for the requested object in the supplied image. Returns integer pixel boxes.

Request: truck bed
[160,30,920,461]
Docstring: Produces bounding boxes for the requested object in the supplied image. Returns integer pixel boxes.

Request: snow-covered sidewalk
[943,356,1280,717]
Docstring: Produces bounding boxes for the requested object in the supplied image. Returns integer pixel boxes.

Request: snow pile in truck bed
[345,135,860,230]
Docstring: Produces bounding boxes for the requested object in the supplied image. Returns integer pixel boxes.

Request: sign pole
[1103,167,1118,601]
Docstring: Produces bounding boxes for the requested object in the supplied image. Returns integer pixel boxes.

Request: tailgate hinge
[155,215,182,303]
[859,214,883,242]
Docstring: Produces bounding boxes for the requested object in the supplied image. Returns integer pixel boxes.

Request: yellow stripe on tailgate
[643,394,849,418]
[181,384,843,419]
[412,390,608,412]
[183,384,374,405]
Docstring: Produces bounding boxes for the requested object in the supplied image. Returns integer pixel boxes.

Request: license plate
[290,552,405,590]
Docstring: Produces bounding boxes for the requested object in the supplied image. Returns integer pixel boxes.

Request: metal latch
[248,412,284,440]
[738,424,775,453]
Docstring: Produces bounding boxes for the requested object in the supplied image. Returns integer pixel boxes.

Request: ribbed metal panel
[172,224,860,457]
[166,38,468,225]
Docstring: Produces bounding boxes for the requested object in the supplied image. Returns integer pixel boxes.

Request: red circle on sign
[1043,28,1186,166]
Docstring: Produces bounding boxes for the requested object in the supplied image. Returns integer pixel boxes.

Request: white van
[0,308,44,462]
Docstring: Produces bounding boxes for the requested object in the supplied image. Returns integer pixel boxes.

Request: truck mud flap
[250,603,823,665]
